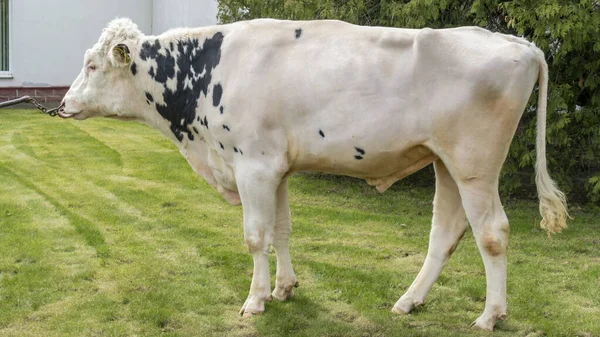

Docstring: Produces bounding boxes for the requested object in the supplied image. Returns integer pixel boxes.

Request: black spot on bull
[295,28,303,39]
[354,146,365,160]
[213,84,223,107]
[145,92,154,102]
[131,62,137,76]
[140,33,224,141]
[142,40,175,83]
[140,40,161,60]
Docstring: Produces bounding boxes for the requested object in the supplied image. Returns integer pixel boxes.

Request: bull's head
[60,18,143,120]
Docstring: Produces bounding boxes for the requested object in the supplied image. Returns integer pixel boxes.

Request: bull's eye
[87,64,97,72]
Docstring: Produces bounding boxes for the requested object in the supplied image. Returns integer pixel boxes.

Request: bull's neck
[134,31,225,145]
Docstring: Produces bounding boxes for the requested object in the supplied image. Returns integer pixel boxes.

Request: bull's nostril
[56,100,75,119]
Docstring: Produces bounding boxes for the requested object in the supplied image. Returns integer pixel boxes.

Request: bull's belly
[291,145,437,192]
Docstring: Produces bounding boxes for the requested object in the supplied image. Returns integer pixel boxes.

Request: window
[0,0,8,73]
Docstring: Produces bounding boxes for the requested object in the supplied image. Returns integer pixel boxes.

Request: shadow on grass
[255,295,362,337]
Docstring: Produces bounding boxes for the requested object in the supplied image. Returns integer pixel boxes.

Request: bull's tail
[532,47,568,236]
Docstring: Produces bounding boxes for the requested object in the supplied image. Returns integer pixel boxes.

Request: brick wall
[0,86,69,103]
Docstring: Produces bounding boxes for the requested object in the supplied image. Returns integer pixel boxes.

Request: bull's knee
[481,223,509,257]
[482,234,504,257]
[245,229,271,253]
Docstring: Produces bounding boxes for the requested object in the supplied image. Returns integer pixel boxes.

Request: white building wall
[152,0,218,35]
[1,0,218,87]
[3,0,152,87]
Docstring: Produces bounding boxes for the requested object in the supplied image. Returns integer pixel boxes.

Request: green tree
[217,0,600,203]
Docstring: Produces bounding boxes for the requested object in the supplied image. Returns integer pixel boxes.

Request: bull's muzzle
[57,100,76,119]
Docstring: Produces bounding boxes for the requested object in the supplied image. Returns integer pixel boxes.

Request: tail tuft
[536,169,568,236]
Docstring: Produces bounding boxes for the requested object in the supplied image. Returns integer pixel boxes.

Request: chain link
[28,97,60,116]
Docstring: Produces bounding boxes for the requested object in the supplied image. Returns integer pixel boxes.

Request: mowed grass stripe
[0,166,109,258]
[0,164,100,334]
[0,109,598,336]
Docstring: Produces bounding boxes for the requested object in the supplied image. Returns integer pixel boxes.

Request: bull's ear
[111,43,131,67]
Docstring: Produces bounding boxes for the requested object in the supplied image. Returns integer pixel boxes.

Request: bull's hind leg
[393,160,468,314]
[236,163,284,317]
[272,179,298,301]
[456,177,510,331]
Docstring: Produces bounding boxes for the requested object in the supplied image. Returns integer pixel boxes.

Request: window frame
[0,0,12,78]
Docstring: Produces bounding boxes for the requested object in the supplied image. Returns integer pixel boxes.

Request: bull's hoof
[391,306,410,315]
[391,296,423,315]
[470,315,497,331]
[272,287,294,301]
[241,310,258,319]
[239,295,272,317]
[470,321,494,331]
[272,281,299,301]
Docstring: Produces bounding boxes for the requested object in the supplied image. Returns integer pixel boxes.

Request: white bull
[60,18,568,330]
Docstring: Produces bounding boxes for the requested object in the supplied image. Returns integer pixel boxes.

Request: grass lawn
[0,109,598,337]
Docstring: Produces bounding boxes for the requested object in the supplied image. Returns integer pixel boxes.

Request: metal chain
[28,97,60,116]
[0,96,60,116]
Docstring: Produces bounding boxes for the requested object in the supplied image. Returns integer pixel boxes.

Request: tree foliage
[218,0,600,203]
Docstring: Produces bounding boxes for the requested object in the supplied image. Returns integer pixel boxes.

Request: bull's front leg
[236,163,284,317]
[272,179,298,301]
